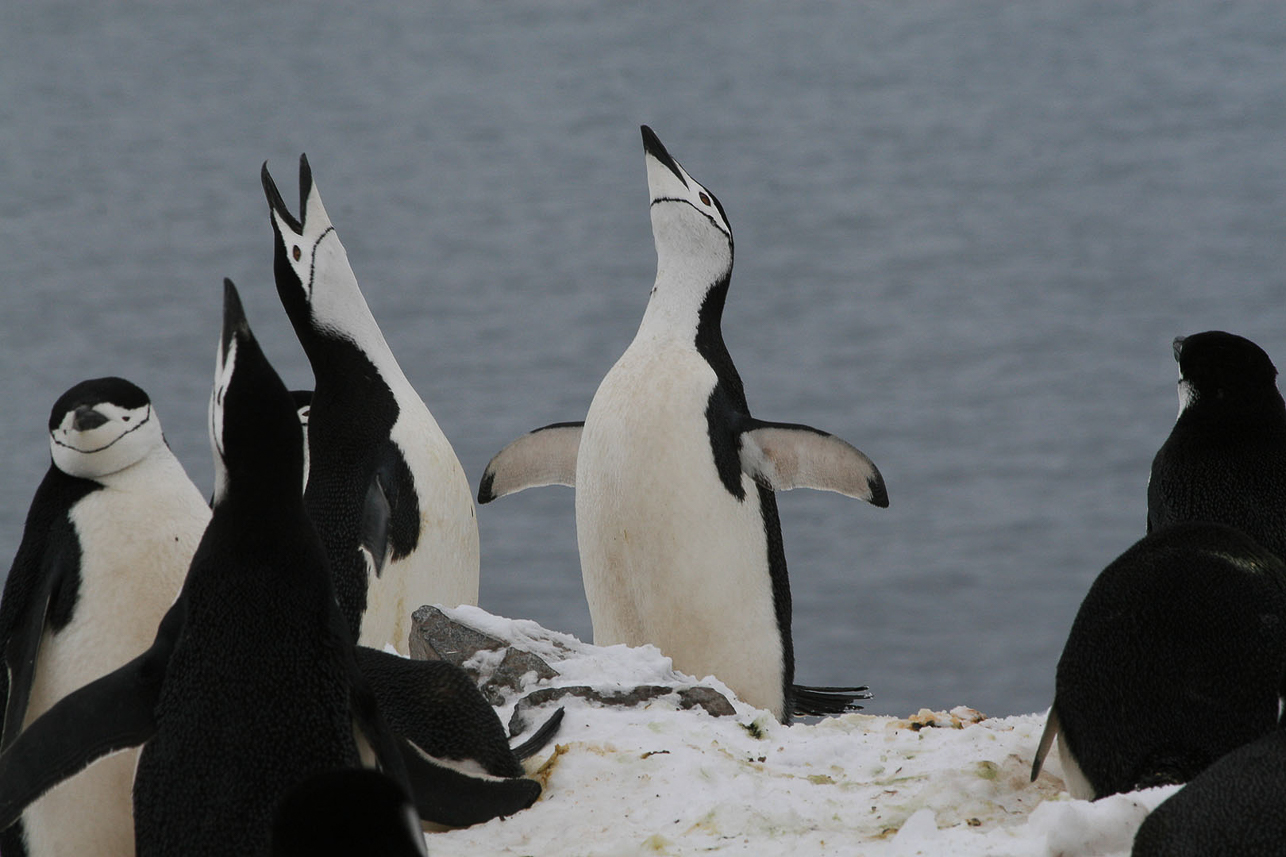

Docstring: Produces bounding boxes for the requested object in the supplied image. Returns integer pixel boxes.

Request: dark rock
[508,684,736,735]
[410,606,558,706]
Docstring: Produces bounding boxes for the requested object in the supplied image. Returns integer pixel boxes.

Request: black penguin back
[1149,331,1286,559]
[1132,727,1286,857]
[132,282,370,856]
[1055,522,1286,799]
[355,647,525,779]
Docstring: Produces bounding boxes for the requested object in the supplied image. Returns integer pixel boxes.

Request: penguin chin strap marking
[649,197,730,237]
[303,225,336,300]
[50,405,152,455]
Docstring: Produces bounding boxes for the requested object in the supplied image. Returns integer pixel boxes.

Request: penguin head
[642,126,733,285]
[48,377,165,480]
[262,156,383,351]
[1173,331,1280,415]
[210,279,305,507]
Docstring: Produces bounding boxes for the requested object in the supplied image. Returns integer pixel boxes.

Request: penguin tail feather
[792,684,872,717]
[511,707,565,761]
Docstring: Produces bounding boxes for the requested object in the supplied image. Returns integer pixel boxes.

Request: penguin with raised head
[0,281,419,855]
[262,157,480,653]
[0,378,210,857]
[1030,522,1286,800]
[480,126,888,722]
[1148,331,1286,560]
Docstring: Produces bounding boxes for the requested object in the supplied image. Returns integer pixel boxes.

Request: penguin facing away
[480,126,888,722]
[1030,522,1286,800]
[1148,331,1286,560]
[0,281,415,855]
[0,377,210,857]
[1131,725,1286,857]
[262,156,480,653]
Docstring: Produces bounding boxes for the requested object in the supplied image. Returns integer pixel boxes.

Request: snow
[421,607,1178,857]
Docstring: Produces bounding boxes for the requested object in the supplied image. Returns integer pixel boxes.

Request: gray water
[1,2,1283,718]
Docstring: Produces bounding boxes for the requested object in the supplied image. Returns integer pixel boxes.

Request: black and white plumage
[263,156,479,653]
[480,126,887,722]
[0,281,415,855]
[0,377,209,857]
[1031,522,1286,800]
[1148,331,1286,560]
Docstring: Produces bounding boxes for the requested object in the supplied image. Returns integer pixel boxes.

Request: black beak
[262,161,303,234]
[72,406,108,432]
[641,125,688,189]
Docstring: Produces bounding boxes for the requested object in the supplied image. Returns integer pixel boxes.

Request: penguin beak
[72,406,108,432]
[1172,336,1186,363]
[642,125,690,191]
[261,161,303,235]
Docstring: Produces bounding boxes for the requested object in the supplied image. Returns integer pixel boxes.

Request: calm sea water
[1,2,1283,717]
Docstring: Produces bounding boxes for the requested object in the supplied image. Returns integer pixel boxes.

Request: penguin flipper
[478,422,583,503]
[1031,703,1059,782]
[399,742,542,827]
[359,471,393,579]
[511,707,565,761]
[737,420,889,507]
[1,568,58,749]
[792,684,872,717]
[0,600,182,830]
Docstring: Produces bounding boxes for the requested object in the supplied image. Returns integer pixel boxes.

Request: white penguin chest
[575,342,784,714]
[26,458,210,724]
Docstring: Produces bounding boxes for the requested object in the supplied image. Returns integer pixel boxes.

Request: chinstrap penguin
[0,377,209,857]
[0,281,415,855]
[1031,522,1286,800]
[1148,331,1286,560]
[480,126,888,722]
[263,155,479,653]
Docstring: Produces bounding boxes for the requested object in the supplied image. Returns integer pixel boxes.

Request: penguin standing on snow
[262,156,480,653]
[1030,522,1286,800]
[0,282,418,855]
[479,126,888,722]
[0,377,210,857]
[1148,331,1286,560]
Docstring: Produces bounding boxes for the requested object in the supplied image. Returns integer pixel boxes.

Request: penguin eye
[122,415,130,422]
[699,192,711,206]
[292,245,302,262]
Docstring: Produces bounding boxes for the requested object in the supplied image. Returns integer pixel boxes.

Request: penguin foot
[511,707,565,761]
[792,684,873,717]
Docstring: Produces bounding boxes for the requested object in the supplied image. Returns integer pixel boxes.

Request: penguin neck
[274,230,416,403]
[636,259,732,349]
[296,306,415,409]
[219,463,306,521]
[99,445,202,502]
[635,266,748,409]
[1180,389,1286,441]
